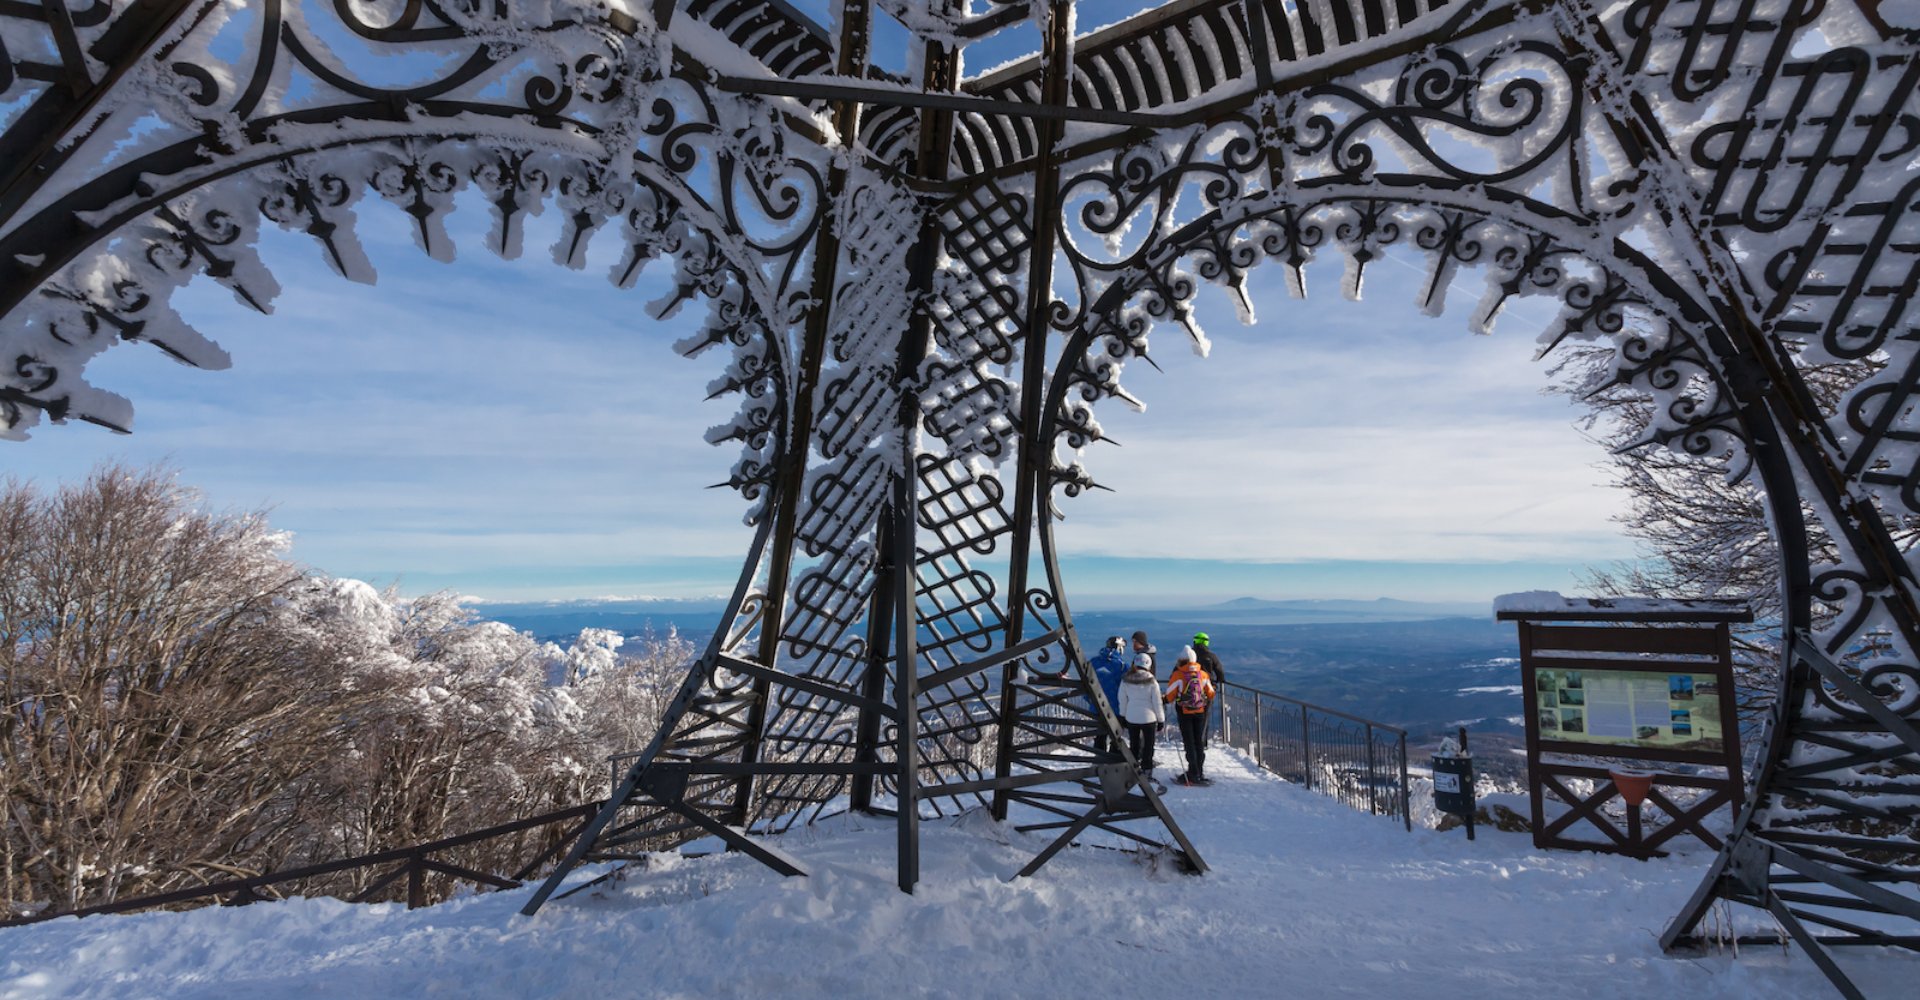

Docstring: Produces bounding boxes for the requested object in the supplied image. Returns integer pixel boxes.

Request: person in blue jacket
[1088,635,1129,753]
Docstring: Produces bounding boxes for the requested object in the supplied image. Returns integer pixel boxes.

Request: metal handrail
[1,802,602,928]
[1217,680,1412,831]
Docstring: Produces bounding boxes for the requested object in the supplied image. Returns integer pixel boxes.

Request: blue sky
[3,172,1636,607]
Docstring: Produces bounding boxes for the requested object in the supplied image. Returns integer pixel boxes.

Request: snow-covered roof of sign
[1491,592,1754,623]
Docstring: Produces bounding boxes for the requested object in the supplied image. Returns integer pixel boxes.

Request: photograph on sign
[1534,668,1724,754]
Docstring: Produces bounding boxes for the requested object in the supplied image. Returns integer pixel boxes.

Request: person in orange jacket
[1163,646,1215,786]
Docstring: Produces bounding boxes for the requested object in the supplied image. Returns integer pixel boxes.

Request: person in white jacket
[1116,652,1166,777]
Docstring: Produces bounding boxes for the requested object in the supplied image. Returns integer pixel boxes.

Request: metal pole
[1459,725,1474,841]
[724,0,875,828]
[406,857,426,910]
[1399,732,1411,833]
[851,516,895,814]
[1253,691,1263,771]
[990,0,1077,822]
[887,1,961,893]
[1301,706,1313,790]
[1366,723,1377,816]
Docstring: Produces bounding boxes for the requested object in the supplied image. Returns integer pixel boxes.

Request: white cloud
[6,195,1634,598]
[1051,248,1633,567]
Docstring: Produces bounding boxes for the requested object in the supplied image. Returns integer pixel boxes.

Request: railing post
[1366,723,1377,815]
[406,856,427,910]
[1399,731,1411,832]
[1252,691,1263,770]
[1301,706,1313,790]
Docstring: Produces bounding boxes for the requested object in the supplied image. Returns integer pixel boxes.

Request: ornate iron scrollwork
[4,4,1920,991]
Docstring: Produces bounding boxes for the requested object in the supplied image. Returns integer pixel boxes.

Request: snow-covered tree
[0,466,358,909]
[1552,345,1902,730]
[3,464,699,913]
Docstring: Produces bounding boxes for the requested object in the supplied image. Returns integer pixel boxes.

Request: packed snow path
[4,751,1913,999]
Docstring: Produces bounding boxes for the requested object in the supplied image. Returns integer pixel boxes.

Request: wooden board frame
[1510,614,1747,859]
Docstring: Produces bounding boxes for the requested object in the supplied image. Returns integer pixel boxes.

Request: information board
[1533,668,1726,755]
[1499,605,1748,858]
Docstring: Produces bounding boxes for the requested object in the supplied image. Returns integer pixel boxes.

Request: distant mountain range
[475,594,1491,643]
[1112,596,1491,625]
[471,596,729,644]
[475,593,1529,765]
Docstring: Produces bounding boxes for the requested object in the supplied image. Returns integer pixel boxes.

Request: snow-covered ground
[4,750,1913,999]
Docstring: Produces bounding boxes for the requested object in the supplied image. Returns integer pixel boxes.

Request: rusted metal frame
[1767,829,1920,860]
[0,0,210,230]
[850,516,896,812]
[507,811,600,882]
[919,629,1066,690]
[655,800,808,877]
[522,516,782,915]
[1594,3,1915,657]
[1216,680,1408,735]
[1017,814,1167,851]
[348,863,412,904]
[595,816,703,850]
[714,651,898,719]
[1011,788,1100,806]
[1779,739,1916,779]
[1779,889,1920,915]
[884,10,963,895]
[1397,731,1410,830]
[1009,725,1102,750]
[0,100,573,322]
[1780,762,1920,799]
[715,75,1187,127]
[990,0,1081,823]
[0,802,601,927]
[1796,637,1920,756]
[721,0,876,830]
[1014,800,1108,878]
[1666,632,1911,949]
[919,765,1101,799]
[521,771,654,915]
[1765,895,1872,1000]
[39,0,91,94]
[422,858,519,892]
[1781,906,1920,950]
[1768,842,1920,884]
[676,760,896,776]
[956,0,1540,183]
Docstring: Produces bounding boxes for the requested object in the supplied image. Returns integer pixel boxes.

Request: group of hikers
[1088,630,1225,788]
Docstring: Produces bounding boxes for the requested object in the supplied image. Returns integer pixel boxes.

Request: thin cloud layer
[4,196,1633,602]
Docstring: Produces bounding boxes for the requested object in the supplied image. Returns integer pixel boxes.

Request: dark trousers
[1126,722,1156,773]
[1178,712,1208,779]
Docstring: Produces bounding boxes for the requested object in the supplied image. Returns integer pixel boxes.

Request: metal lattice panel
[4,3,1920,991]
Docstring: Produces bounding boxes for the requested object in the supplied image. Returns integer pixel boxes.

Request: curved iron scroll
[4,3,1920,991]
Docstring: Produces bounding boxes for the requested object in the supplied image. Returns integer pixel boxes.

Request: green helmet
[1192,632,1209,645]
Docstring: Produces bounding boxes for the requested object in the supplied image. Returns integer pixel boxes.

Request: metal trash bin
[1432,735,1476,840]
